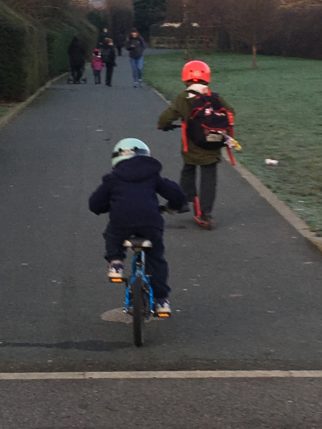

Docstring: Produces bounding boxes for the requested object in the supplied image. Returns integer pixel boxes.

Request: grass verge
[0,103,17,119]
[145,51,322,235]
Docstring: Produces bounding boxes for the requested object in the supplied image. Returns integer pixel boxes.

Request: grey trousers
[180,163,218,215]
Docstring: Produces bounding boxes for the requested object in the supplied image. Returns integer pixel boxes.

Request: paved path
[0,51,322,428]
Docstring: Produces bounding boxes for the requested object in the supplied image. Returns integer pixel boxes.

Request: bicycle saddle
[123,238,152,249]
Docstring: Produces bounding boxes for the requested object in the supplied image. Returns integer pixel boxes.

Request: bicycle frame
[123,248,154,317]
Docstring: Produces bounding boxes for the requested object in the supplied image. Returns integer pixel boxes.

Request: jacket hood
[186,83,209,98]
[112,156,161,182]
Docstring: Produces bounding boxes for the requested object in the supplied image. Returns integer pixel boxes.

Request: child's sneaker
[108,260,124,279]
[155,298,171,317]
[194,213,214,230]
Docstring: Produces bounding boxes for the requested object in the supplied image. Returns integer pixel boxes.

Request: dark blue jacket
[126,35,146,59]
[89,156,186,230]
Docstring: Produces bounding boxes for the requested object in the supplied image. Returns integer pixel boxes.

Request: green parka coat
[158,84,234,165]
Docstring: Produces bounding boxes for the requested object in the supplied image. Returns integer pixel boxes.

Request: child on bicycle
[89,138,186,315]
[158,60,235,230]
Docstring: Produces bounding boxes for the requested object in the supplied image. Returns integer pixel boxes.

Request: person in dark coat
[89,138,186,316]
[97,27,109,48]
[115,32,125,56]
[100,38,116,86]
[125,28,146,87]
[67,36,86,84]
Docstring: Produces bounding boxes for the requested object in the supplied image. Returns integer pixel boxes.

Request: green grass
[0,103,17,118]
[0,105,10,118]
[145,52,322,235]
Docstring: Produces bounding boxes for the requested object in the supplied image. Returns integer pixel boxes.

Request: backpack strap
[181,121,189,153]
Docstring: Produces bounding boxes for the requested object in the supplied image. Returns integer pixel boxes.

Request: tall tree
[190,0,226,49]
[225,0,280,68]
[165,0,183,21]
[133,0,166,39]
[3,0,72,20]
[105,0,134,38]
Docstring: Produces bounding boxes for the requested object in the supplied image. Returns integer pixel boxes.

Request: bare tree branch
[225,0,280,68]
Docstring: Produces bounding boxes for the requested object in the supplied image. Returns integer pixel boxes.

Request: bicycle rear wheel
[132,277,146,347]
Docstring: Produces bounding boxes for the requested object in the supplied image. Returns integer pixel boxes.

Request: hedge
[0,2,48,100]
[0,1,97,101]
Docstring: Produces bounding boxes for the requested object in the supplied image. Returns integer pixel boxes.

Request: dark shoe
[177,203,190,213]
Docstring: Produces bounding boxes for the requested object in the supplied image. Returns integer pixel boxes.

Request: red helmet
[181,60,211,83]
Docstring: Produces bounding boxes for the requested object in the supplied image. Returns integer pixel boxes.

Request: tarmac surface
[0,50,322,428]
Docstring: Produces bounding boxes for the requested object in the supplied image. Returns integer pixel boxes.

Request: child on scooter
[158,60,235,230]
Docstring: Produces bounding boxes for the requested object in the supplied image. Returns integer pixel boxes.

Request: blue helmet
[111,138,151,167]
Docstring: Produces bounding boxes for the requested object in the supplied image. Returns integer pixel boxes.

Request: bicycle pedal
[109,277,124,283]
[156,312,171,319]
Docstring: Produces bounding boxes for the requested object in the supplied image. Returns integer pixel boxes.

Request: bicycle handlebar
[160,124,181,131]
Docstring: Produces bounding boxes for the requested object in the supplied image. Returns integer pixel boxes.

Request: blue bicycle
[109,236,170,347]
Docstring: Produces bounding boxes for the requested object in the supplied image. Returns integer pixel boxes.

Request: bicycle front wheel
[132,277,146,347]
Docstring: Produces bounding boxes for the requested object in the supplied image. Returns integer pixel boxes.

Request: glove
[161,124,180,131]
[159,204,173,214]
[225,136,242,151]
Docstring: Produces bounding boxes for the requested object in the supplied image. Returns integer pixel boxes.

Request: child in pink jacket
[91,48,104,84]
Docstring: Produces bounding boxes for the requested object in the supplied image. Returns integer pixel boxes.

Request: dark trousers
[105,64,114,86]
[104,224,170,299]
[93,70,101,84]
[71,64,83,83]
[180,163,218,215]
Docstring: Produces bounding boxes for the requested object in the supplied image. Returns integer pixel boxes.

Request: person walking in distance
[91,48,104,84]
[115,32,125,56]
[97,27,109,48]
[125,28,146,88]
[101,38,116,86]
[67,36,86,84]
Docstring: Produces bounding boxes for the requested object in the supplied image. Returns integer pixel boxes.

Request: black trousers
[180,163,218,215]
[93,70,101,84]
[105,64,114,85]
[104,224,170,299]
[71,64,83,83]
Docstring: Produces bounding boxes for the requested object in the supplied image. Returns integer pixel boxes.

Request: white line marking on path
[1,371,322,381]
